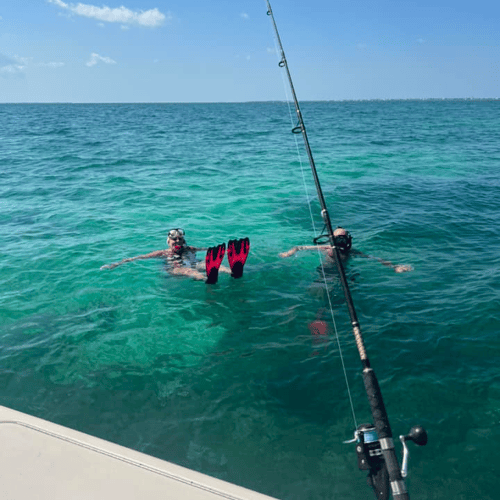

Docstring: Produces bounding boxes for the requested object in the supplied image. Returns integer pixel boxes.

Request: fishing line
[265,6,426,498]
[269,26,318,240]
[267,4,358,429]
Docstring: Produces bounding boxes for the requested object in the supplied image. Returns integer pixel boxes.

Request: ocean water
[1,100,499,499]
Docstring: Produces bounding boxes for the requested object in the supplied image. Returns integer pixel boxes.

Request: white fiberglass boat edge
[0,405,278,500]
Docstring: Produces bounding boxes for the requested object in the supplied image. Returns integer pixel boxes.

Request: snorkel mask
[167,228,186,251]
[334,227,352,254]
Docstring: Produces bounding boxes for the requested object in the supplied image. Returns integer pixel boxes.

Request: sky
[0,0,499,102]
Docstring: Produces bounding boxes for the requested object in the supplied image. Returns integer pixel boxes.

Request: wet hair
[168,228,185,239]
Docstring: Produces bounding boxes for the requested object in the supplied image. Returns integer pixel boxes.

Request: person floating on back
[100,228,250,284]
[279,226,413,273]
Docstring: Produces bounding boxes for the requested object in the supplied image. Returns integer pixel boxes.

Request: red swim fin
[227,237,250,279]
[205,243,226,284]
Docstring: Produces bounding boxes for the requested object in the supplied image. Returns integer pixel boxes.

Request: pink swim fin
[205,243,226,284]
[227,237,250,279]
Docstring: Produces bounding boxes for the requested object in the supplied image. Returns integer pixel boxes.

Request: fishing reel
[345,423,427,500]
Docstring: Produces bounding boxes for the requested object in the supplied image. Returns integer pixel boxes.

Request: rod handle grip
[363,368,392,439]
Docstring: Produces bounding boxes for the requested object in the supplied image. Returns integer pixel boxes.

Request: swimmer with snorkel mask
[101,229,250,284]
[280,226,412,341]
[280,226,413,273]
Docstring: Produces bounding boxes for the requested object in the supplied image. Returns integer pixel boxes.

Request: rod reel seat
[345,424,428,499]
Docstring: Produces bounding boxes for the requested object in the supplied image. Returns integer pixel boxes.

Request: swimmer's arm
[100,250,166,270]
[352,250,413,273]
[279,245,330,258]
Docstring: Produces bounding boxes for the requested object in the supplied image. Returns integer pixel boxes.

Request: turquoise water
[1,101,499,499]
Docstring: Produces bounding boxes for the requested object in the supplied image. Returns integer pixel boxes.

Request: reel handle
[400,426,428,477]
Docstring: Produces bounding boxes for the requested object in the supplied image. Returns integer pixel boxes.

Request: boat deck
[0,405,278,500]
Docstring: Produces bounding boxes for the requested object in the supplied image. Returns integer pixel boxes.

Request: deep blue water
[1,101,499,499]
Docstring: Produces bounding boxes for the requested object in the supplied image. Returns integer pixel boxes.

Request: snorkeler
[279,226,413,273]
[100,228,250,284]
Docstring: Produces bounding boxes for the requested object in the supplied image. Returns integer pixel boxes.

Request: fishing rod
[265,2,427,499]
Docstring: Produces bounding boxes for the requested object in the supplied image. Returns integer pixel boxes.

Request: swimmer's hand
[394,264,413,273]
[279,248,297,258]
[100,262,119,270]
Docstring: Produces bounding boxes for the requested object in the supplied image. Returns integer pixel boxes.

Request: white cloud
[17,56,31,65]
[86,52,117,67]
[49,0,68,7]
[417,38,426,44]
[48,0,169,27]
[240,13,249,20]
[38,62,65,68]
[0,54,27,77]
[0,64,25,76]
[1,54,64,76]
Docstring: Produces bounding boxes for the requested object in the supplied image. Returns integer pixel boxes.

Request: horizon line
[1,97,499,105]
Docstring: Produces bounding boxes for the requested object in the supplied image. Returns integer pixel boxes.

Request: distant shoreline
[1,98,499,105]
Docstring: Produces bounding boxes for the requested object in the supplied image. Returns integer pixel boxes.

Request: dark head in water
[333,226,353,254]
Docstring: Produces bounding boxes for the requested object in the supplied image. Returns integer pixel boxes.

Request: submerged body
[100,229,217,280]
[100,229,250,284]
[280,227,413,273]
